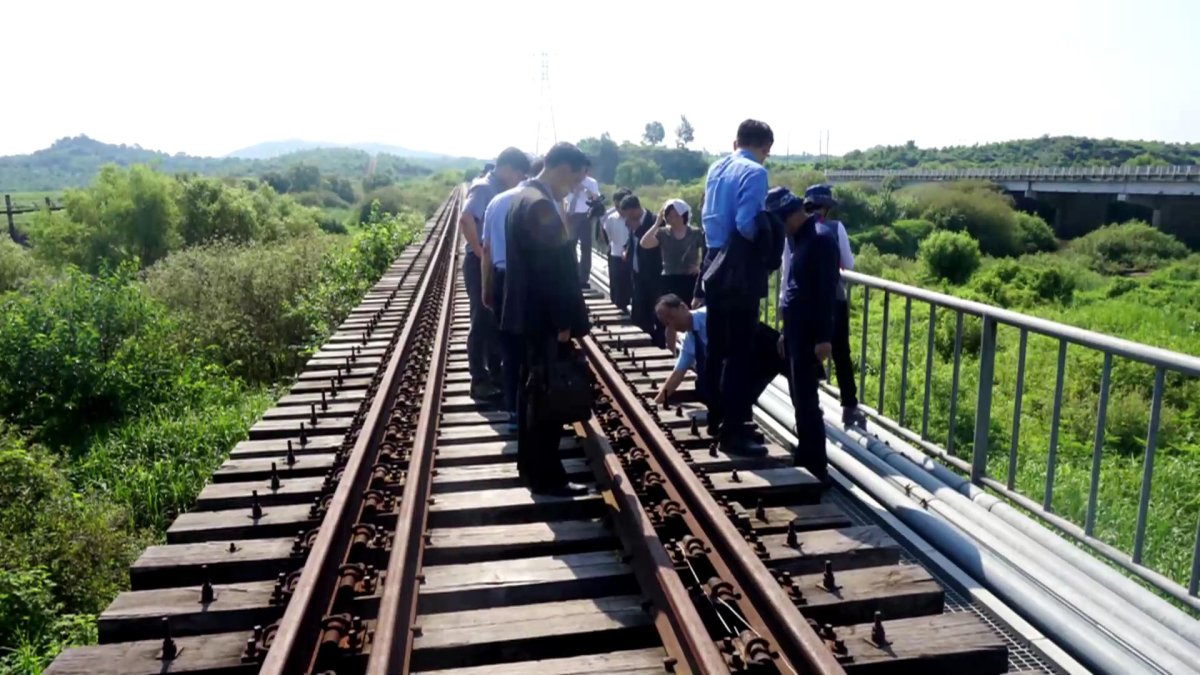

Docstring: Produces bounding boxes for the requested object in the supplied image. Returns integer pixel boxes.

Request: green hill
[825,136,1200,171]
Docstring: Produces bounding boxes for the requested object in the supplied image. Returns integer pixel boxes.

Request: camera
[586,194,607,219]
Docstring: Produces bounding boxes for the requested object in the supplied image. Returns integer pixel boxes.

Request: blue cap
[765,186,803,215]
[804,184,838,208]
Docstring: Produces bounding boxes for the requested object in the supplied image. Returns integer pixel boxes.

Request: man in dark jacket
[768,186,839,481]
[499,142,592,496]
[621,195,665,347]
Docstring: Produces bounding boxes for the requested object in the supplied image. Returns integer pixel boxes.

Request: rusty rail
[580,334,848,674]
[257,188,462,673]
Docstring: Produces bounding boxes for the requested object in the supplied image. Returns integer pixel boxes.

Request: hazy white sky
[4,0,1197,159]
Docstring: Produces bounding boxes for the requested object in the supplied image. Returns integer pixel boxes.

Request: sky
[3,0,1198,159]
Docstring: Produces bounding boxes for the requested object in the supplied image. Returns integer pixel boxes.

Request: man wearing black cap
[460,148,532,400]
[768,186,840,482]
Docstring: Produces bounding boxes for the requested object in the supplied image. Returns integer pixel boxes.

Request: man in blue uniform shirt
[768,186,840,481]
[460,148,531,399]
[698,119,774,452]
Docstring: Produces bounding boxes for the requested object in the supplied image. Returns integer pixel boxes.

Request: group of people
[460,118,863,494]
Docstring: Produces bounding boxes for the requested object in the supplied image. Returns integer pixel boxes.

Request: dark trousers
[492,267,522,416]
[608,254,632,311]
[831,300,857,408]
[569,213,593,287]
[516,335,569,489]
[706,292,760,435]
[631,272,664,348]
[661,273,698,306]
[463,251,501,385]
[785,316,828,480]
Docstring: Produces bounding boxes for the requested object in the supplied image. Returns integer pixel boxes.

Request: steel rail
[581,391,734,674]
[258,189,461,674]
[580,334,847,675]
[364,193,460,675]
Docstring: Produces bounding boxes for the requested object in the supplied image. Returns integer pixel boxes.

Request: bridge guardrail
[763,268,1200,611]
[825,165,1200,181]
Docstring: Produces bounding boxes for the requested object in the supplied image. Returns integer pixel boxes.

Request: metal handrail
[800,269,1200,608]
[825,165,1200,181]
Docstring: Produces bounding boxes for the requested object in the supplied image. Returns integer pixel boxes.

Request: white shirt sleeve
[838,222,854,271]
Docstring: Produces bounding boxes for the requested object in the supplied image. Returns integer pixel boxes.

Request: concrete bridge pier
[1125,196,1200,247]
[1043,193,1112,239]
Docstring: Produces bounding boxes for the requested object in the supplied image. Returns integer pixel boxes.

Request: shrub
[0,424,140,622]
[28,165,182,272]
[144,236,338,382]
[0,239,38,293]
[970,259,1076,308]
[920,230,981,283]
[851,226,905,256]
[614,159,664,188]
[1014,212,1057,253]
[0,264,217,446]
[1070,221,1189,274]
[893,219,935,257]
[905,182,1020,257]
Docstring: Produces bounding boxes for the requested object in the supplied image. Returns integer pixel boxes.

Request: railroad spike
[286,441,297,467]
[709,442,719,458]
[270,462,281,491]
[228,542,238,554]
[731,469,740,483]
[243,637,257,662]
[871,611,889,646]
[299,422,308,447]
[330,378,338,397]
[310,404,318,427]
[251,490,263,520]
[786,521,798,548]
[362,330,368,345]
[755,499,766,521]
[690,416,699,436]
[675,404,683,418]
[822,560,839,591]
[200,565,215,604]
[160,617,177,661]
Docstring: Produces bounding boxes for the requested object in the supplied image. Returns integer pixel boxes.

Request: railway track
[49,190,1024,674]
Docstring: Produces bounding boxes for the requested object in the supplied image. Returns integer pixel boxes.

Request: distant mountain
[0,135,481,192]
[226,139,458,161]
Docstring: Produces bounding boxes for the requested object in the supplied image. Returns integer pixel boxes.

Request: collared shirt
[566,176,600,214]
[481,184,523,270]
[600,208,629,256]
[462,171,504,252]
[700,149,768,249]
[674,307,708,372]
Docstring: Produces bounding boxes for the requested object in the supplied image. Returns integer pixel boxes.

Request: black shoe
[530,481,590,497]
[470,381,503,400]
[719,431,766,457]
[842,406,866,429]
[739,422,765,445]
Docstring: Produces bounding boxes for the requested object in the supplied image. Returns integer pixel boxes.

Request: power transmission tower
[534,52,557,155]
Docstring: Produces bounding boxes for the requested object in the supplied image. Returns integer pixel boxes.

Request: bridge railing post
[970,316,997,484]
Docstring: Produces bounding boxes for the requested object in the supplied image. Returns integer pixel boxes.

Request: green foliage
[362,172,394,191]
[359,172,460,222]
[0,240,39,293]
[143,236,339,382]
[642,121,665,146]
[906,182,1020,257]
[851,226,905,256]
[615,158,664,187]
[920,230,981,283]
[0,264,220,446]
[1014,212,1057,254]
[28,165,182,271]
[893,219,935,255]
[970,258,1076,308]
[1070,221,1189,274]
[826,135,1200,170]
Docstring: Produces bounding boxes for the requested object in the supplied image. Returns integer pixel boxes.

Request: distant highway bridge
[826,165,1200,245]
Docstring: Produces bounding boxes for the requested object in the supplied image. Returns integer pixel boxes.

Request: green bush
[920,230,981,283]
[1070,221,1189,274]
[893,219,934,257]
[28,165,182,272]
[0,240,38,293]
[1014,212,1057,253]
[614,158,664,188]
[144,236,338,382]
[851,226,905,256]
[906,182,1020,257]
[970,258,1076,308]
[0,264,218,446]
